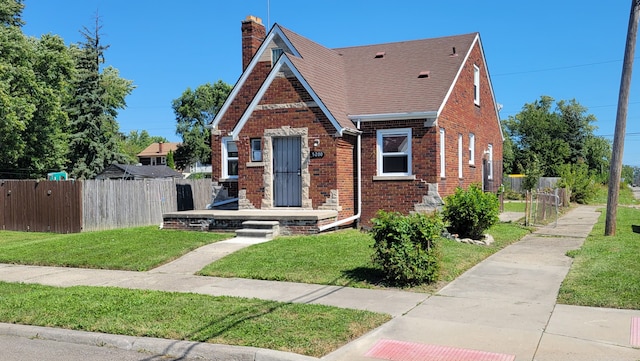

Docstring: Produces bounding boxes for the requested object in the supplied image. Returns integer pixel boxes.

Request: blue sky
[21,1,640,167]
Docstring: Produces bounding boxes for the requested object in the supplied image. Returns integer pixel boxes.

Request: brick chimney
[241,15,266,71]
[158,142,163,153]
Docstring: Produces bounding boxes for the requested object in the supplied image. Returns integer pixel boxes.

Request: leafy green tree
[172,80,231,169]
[503,96,599,177]
[0,0,23,27]
[584,135,611,183]
[121,130,167,163]
[0,0,73,178]
[621,165,635,186]
[67,18,133,179]
[0,4,31,176]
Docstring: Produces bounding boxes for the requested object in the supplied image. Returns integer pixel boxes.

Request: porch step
[235,220,280,240]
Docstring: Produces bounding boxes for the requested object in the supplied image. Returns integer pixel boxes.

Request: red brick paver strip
[365,339,515,361]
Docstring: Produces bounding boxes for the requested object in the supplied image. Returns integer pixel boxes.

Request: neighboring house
[209,16,503,228]
[137,142,180,166]
[96,164,183,180]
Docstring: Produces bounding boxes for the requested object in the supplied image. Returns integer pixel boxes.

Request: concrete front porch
[162,209,340,235]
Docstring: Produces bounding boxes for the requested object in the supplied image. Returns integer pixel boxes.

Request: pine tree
[166,149,175,169]
[66,16,130,179]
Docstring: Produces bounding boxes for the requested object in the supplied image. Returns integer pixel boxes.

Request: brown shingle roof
[279,27,478,123]
[137,142,180,157]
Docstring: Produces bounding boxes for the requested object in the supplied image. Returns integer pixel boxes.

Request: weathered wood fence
[524,188,569,227]
[0,179,212,233]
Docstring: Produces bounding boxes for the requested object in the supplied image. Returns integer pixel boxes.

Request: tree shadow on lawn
[341,266,387,287]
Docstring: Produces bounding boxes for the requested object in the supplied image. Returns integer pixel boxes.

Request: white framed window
[376,128,412,176]
[458,134,463,179]
[487,143,494,180]
[440,128,446,178]
[272,48,284,66]
[222,137,238,179]
[469,133,475,165]
[250,138,262,162]
[473,64,480,105]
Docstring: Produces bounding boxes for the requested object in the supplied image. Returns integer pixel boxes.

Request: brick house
[209,16,503,230]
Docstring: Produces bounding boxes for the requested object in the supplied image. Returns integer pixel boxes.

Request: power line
[493,58,631,77]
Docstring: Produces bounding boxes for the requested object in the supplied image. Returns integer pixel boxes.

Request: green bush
[443,184,499,240]
[558,163,597,204]
[371,211,443,286]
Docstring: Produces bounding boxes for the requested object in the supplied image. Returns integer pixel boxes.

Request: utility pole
[605,0,640,236]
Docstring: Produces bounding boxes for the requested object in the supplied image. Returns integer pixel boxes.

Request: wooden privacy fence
[0,179,83,233]
[0,179,212,233]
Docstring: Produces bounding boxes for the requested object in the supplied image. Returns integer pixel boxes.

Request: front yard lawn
[558,206,640,309]
[199,222,532,292]
[0,227,231,271]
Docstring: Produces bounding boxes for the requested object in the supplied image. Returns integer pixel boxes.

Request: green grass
[0,227,231,271]
[558,206,640,309]
[200,223,532,292]
[502,201,526,213]
[591,183,639,205]
[0,282,389,357]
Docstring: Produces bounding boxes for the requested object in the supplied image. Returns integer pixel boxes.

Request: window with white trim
[272,48,284,66]
[487,143,494,180]
[377,128,412,176]
[250,138,262,162]
[458,133,463,179]
[222,137,238,179]
[473,64,480,105]
[469,133,475,165]
[440,128,446,178]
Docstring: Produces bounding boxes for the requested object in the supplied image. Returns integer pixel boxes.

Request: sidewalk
[1,206,639,360]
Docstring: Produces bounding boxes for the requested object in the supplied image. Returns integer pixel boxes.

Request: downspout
[318,121,362,232]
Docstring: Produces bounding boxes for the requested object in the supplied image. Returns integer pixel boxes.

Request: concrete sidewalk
[1,206,639,360]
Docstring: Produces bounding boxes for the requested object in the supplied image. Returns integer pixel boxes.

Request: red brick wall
[437,41,503,196]
[214,66,357,217]
[359,120,438,226]
[335,136,356,219]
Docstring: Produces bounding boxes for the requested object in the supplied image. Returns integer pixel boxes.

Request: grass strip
[0,282,390,357]
[0,227,231,271]
[558,206,640,309]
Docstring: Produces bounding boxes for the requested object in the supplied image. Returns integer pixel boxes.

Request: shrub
[371,211,443,286]
[443,184,499,240]
[558,163,598,204]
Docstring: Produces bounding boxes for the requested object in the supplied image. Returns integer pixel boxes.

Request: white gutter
[319,120,362,232]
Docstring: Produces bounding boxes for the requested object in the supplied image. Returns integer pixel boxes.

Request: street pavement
[1,205,639,360]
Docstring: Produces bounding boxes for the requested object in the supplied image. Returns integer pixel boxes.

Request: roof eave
[349,111,438,122]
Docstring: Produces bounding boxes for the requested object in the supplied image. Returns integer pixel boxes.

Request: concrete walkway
[1,206,640,360]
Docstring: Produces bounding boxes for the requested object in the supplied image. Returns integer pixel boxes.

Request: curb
[0,323,318,361]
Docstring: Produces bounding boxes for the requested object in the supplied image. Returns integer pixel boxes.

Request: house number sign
[310,151,325,159]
